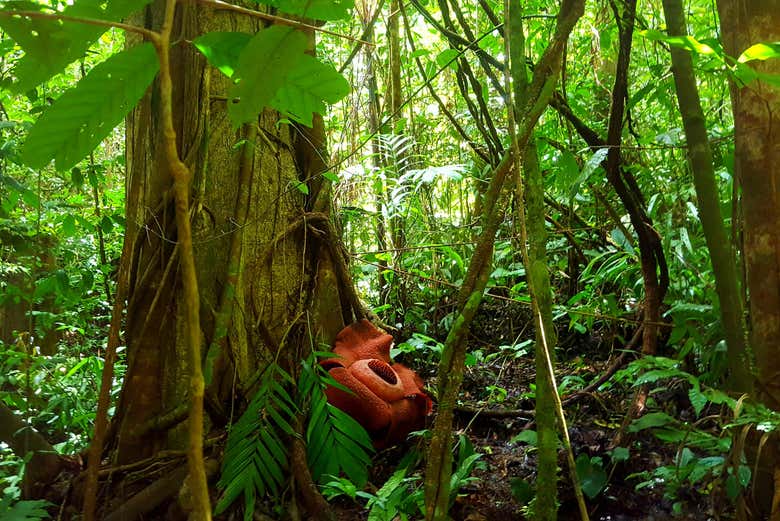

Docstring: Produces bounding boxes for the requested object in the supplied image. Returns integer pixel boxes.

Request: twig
[0,10,157,40]
[191,0,373,46]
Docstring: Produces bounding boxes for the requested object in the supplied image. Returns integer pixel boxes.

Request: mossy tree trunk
[507,4,558,519]
[661,0,750,391]
[109,0,347,477]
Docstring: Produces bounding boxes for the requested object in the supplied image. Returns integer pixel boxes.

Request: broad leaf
[641,29,717,56]
[0,498,52,520]
[270,54,349,127]
[738,42,780,63]
[228,25,307,126]
[575,453,607,499]
[628,411,676,432]
[22,43,159,171]
[0,0,152,92]
[252,0,353,20]
[192,31,251,78]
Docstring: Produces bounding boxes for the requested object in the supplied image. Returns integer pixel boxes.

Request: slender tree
[507,4,558,519]
[661,0,750,391]
[422,1,585,518]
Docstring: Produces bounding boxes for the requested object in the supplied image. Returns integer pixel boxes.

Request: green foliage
[509,429,537,446]
[0,498,51,521]
[509,477,534,506]
[192,32,251,78]
[216,363,296,520]
[216,354,375,519]
[574,453,607,499]
[322,434,483,521]
[630,448,738,512]
[0,0,151,93]
[270,54,350,127]
[392,332,443,362]
[227,26,306,126]
[300,355,374,487]
[0,344,121,454]
[21,43,159,171]
[253,0,353,20]
[194,29,349,127]
[613,356,780,507]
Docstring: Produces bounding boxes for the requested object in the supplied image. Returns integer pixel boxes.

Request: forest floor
[333,300,729,521]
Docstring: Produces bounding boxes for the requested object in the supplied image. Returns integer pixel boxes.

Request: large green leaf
[21,43,159,171]
[192,31,251,78]
[216,363,295,516]
[640,29,718,56]
[270,54,349,127]
[194,30,348,127]
[0,0,152,92]
[575,454,607,499]
[738,42,780,63]
[252,0,353,20]
[627,411,676,432]
[228,25,308,126]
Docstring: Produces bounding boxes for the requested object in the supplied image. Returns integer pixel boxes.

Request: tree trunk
[661,0,750,390]
[0,402,65,498]
[716,1,780,517]
[508,4,558,519]
[101,1,348,515]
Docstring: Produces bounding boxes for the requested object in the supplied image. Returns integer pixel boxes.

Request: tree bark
[716,1,780,517]
[0,402,65,498]
[97,1,347,517]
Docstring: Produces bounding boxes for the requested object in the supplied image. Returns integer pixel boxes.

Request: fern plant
[299,353,374,487]
[215,363,296,519]
[216,353,375,519]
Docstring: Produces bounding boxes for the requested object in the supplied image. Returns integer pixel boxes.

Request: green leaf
[270,54,350,127]
[192,31,252,78]
[609,447,630,463]
[70,166,84,186]
[640,29,717,56]
[738,42,780,63]
[0,0,152,93]
[61,214,76,236]
[575,453,607,499]
[628,411,676,432]
[510,429,537,446]
[633,368,684,386]
[0,498,52,520]
[21,43,159,171]
[436,49,460,70]
[292,180,310,195]
[228,26,308,126]
[55,269,70,293]
[737,464,751,486]
[250,0,353,20]
[726,474,741,500]
[688,386,708,417]
[100,215,113,233]
[509,477,534,505]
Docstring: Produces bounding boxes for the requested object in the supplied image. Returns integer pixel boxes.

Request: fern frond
[216,363,298,519]
[300,359,374,487]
